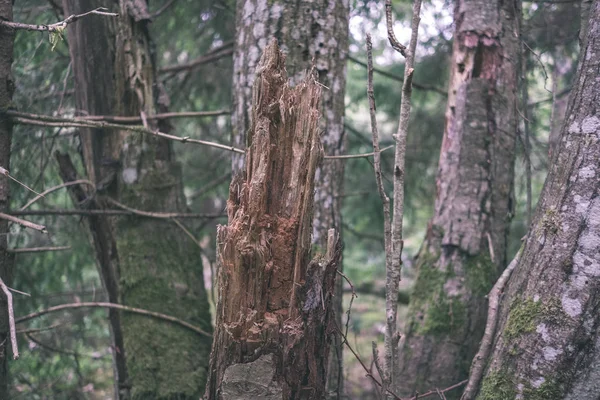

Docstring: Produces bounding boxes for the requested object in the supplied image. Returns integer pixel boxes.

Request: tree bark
[205,40,340,400]
[62,1,212,398]
[231,2,348,396]
[476,2,600,398]
[0,1,14,397]
[396,0,519,397]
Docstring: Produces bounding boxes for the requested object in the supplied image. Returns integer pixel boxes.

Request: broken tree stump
[204,40,341,400]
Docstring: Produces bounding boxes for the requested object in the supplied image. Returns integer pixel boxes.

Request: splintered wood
[205,40,341,400]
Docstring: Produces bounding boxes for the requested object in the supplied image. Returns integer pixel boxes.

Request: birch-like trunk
[0,1,14,397]
[62,1,212,398]
[231,2,348,396]
[205,40,340,400]
[396,1,519,396]
[475,3,600,398]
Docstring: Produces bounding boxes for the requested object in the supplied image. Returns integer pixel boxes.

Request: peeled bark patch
[206,40,339,400]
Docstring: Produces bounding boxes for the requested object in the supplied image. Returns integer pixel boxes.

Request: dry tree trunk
[0,1,15,397]
[205,40,341,400]
[231,4,349,393]
[396,0,519,397]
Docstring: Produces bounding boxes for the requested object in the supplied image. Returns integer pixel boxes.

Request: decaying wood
[205,40,340,400]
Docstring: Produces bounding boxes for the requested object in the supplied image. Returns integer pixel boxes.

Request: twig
[8,110,393,161]
[336,269,357,339]
[172,218,202,248]
[16,302,212,338]
[0,212,47,233]
[407,380,467,400]
[104,197,216,220]
[159,43,234,74]
[10,209,223,219]
[367,33,394,392]
[348,56,446,95]
[385,1,408,57]
[325,145,394,160]
[20,180,94,211]
[7,111,246,154]
[0,166,45,198]
[0,7,117,32]
[73,109,230,123]
[461,248,523,400]
[0,277,19,359]
[372,342,387,393]
[16,324,60,335]
[6,287,30,297]
[151,0,178,18]
[486,232,496,264]
[8,246,71,254]
[385,0,422,394]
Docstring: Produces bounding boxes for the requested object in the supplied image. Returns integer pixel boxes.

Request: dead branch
[7,111,246,154]
[0,7,117,32]
[0,166,45,198]
[16,302,211,338]
[8,246,71,254]
[159,42,234,74]
[461,248,523,400]
[10,209,225,219]
[73,109,230,123]
[0,277,18,359]
[0,212,47,233]
[367,33,394,391]
[349,56,446,95]
[8,110,391,161]
[385,1,408,57]
[384,0,422,393]
[20,179,94,211]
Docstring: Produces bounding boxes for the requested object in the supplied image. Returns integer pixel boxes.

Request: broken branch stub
[205,40,340,400]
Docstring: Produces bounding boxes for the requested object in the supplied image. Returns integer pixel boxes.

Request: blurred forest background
[2,0,582,398]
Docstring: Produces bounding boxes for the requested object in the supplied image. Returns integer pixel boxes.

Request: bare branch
[7,110,246,154]
[387,0,422,394]
[159,42,234,74]
[10,209,225,219]
[0,277,19,359]
[0,7,117,32]
[0,212,47,233]
[8,246,71,254]
[367,33,394,391]
[0,166,45,198]
[461,248,523,400]
[20,179,94,211]
[16,302,212,338]
[348,56,446,95]
[385,1,408,57]
[151,0,178,18]
[324,145,394,160]
[8,110,388,161]
[74,109,231,123]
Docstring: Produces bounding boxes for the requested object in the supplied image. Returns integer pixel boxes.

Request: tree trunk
[476,2,600,398]
[396,0,519,397]
[0,1,14,397]
[62,1,212,398]
[205,40,340,400]
[231,2,348,395]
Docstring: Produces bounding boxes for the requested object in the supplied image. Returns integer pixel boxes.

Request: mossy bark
[396,0,519,397]
[476,3,600,398]
[206,41,340,400]
[0,1,14,397]
[62,1,212,398]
